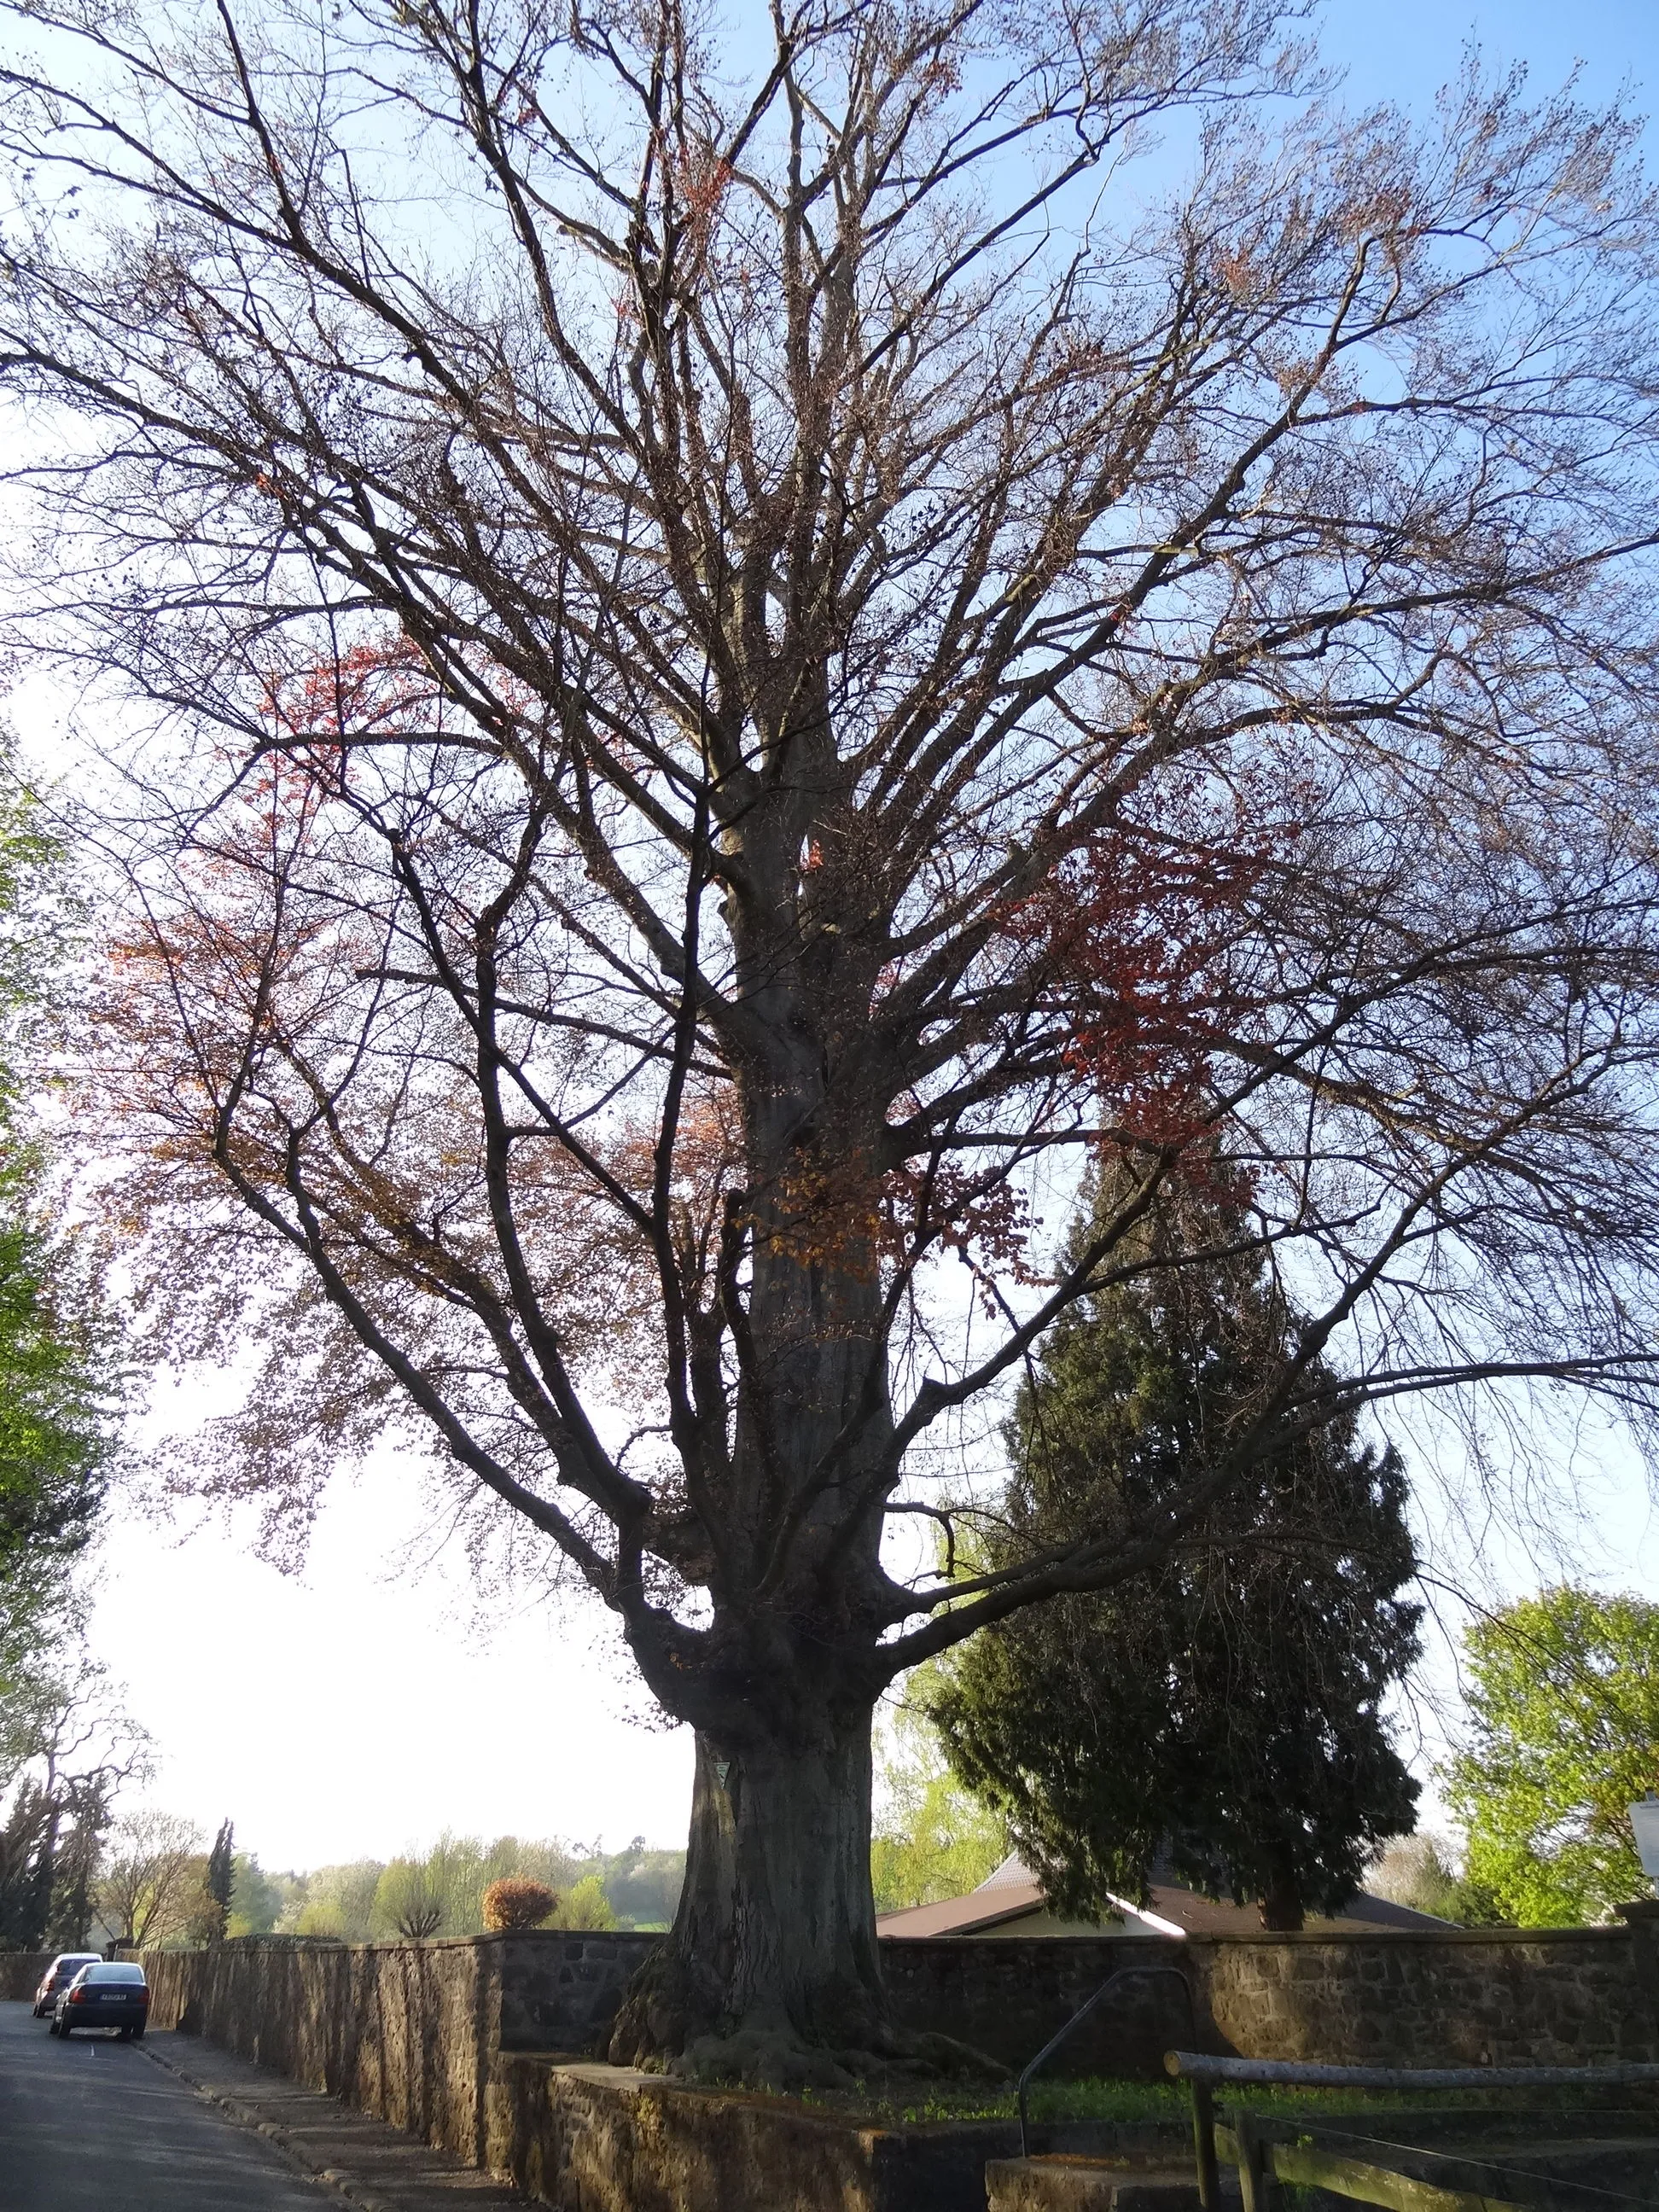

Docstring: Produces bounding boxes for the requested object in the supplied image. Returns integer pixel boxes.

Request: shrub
[375,1858,446,1940]
[481,1877,557,1931]
[550,1873,617,1930]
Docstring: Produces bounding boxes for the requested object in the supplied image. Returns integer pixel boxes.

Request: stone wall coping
[218,1926,661,1955]
[501,2054,902,2145]
[207,1920,1643,1961]
[504,2054,1011,2148]
[192,1919,1646,1967]
[881,1924,1639,1949]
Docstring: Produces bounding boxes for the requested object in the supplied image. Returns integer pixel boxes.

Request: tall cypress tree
[206,1819,236,1941]
[928,1173,1422,1930]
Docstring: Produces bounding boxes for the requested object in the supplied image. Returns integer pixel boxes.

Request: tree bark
[609,1712,896,2077]
[1256,1847,1305,1932]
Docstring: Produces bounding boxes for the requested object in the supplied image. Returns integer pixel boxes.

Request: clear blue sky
[1320,0,1659,124]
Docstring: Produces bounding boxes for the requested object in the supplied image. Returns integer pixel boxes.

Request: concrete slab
[986,2155,1206,2212]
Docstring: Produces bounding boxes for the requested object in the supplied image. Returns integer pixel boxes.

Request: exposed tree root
[605,1942,709,2069]
[607,1945,1004,2093]
[668,2025,1007,2095]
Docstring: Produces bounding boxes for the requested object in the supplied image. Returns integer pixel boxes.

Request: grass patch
[795,2078,1659,2130]
[795,2079,1201,2128]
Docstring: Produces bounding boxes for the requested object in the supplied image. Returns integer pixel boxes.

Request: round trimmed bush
[481,1877,558,1931]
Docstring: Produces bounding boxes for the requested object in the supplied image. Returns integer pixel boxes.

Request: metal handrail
[1017,1965,1198,2157]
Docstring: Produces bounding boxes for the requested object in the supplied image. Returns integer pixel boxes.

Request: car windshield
[80,1964,145,1984]
[54,1958,98,1974]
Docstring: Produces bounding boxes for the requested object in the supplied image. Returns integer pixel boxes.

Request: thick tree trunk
[608,1713,895,2081]
[1256,1846,1305,1931]
[602,879,930,2084]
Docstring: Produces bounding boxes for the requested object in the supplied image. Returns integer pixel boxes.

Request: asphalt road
[0,1998,329,2208]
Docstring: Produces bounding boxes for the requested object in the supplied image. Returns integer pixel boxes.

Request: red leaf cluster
[1006,797,1279,1145]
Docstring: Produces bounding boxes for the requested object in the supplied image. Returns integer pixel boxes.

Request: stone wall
[145,1934,505,2163]
[881,1920,1659,2076]
[142,1930,662,2167]
[0,1951,51,2001]
[131,1920,1659,2211]
[487,2056,1012,2212]
[143,1919,1659,2103]
[883,1933,1204,2076]
[1201,1924,1659,2069]
[499,1932,658,2052]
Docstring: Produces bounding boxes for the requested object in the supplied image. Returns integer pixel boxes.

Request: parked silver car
[32,1953,102,2018]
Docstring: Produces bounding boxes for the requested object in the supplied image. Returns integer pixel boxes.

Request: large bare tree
[96,1807,206,1950]
[5,0,1659,2075]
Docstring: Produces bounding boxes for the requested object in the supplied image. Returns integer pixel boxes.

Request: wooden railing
[1163,2051,1659,2212]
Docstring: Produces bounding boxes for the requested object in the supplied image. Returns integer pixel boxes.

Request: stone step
[986,2155,1214,2212]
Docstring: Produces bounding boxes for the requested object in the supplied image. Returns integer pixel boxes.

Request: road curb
[138,2037,403,2212]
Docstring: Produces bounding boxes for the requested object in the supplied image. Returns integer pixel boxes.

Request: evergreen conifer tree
[206,1819,235,1941]
[929,1173,1422,1929]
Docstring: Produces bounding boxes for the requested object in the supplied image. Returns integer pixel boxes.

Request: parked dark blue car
[49,1960,148,2040]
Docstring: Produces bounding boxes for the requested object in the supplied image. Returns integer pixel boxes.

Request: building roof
[876,1852,1455,1939]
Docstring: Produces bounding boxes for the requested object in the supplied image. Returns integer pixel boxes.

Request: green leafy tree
[551,1874,620,1931]
[0,1780,55,1947]
[96,1807,207,1947]
[0,1202,108,1604]
[370,1831,512,1937]
[0,754,126,1952]
[226,1854,303,1938]
[373,1855,447,1940]
[1367,1834,1468,1924]
[596,1841,685,1932]
[929,1175,1421,1930]
[287,1860,385,1941]
[0,759,112,1623]
[870,1707,1006,1914]
[286,1832,640,1941]
[1446,1587,1659,1926]
[416,1831,535,1935]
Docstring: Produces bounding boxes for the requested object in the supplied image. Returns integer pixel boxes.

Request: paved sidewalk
[141,2029,528,2212]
